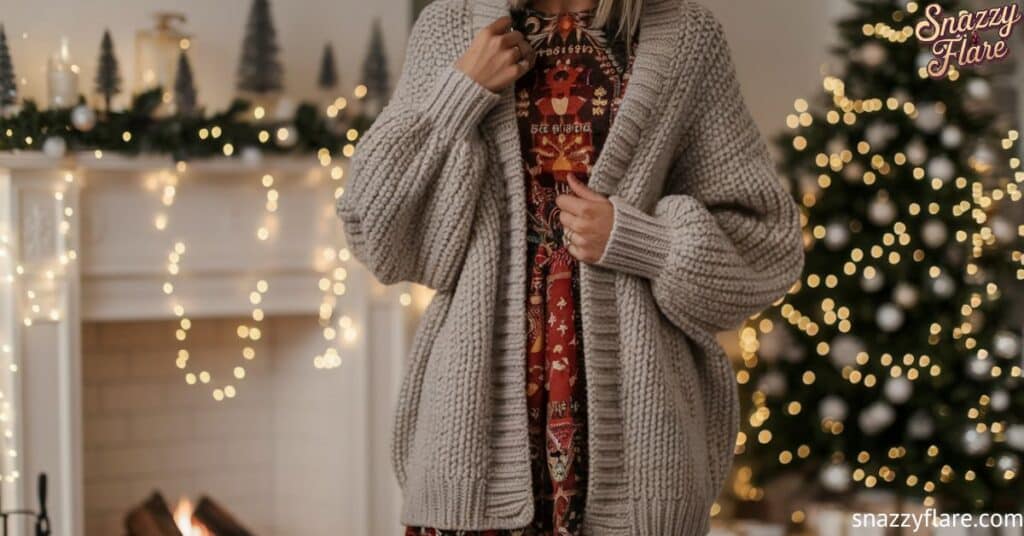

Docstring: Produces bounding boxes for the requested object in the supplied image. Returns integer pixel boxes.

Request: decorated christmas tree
[361,19,390,115]
[95,30,122,111]
[318,42,338,91]
[735,0,1024,513]
[0,25,16,108]
[237,0,284,95]
[174,50,197,116]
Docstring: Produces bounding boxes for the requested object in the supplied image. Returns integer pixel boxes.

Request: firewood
[192,496,254,536]
[124,492,182,536]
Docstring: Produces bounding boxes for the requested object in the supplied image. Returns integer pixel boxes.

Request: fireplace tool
[0,473,50,536]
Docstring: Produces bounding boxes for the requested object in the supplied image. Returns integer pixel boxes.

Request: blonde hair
[508,0,643,44]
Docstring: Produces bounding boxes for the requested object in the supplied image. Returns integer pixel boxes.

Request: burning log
[124,492,183,536]
[192,496,254,536]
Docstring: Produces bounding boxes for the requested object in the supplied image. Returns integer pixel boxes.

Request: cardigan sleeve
[594,19,804,335]
[336,6,502,292]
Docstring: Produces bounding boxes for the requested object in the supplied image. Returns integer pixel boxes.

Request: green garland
[0,88,376,161]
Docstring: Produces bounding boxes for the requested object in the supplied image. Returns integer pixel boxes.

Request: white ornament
[876,303,904,332]
[824,222,850,251]
[906,138,928,166]
[820,463,852,493]
[921,219,948,249]
[830,335,865,368]
[926,155,955,182]
[275,97,296,120]
[868,196,897,226]
[962,426,993,456]
[967,78,992,100]
[861,270,885,293]
[970,143,998,175]
[931,272,956,299]
[994,331,1021,360]
[893,283,919,308]
[757,371,787,398]
[842,161,865,183]
[991,216,1017,246]
[967,354,993,381]
[996,453,1020,479]
[940,126,963,148]
[884,377,913,404]
[860,42,887,68]
[859,402,896,436]
[275,125,298,148]
[916,51,933,70]
[908,410,935,439]
[70,105,96,132]
[865,122,896,148]
[991,390,1011,412]
[915,102,944,133]
[819,396,848,422]
[758,329,785,363]
[1007,425,1024,451]
[42,136,67,158]
[241,146,263,165]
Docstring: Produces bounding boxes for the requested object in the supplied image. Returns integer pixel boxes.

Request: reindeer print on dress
[406,7,634,536]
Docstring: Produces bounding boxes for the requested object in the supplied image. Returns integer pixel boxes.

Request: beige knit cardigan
[337,0,804,533]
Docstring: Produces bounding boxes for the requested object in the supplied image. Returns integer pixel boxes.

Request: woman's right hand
[455,16,536,93]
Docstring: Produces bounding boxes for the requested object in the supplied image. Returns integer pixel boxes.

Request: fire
[173,497,212,536]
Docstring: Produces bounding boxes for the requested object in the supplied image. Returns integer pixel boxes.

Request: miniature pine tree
[0,25,16,108]
[361,19,390,112]
[236,0,284,94]
[174,50,197,116]
[318,43,338,91]
[94,30,122,112]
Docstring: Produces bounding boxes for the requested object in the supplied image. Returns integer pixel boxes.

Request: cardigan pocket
[391,290,454,487]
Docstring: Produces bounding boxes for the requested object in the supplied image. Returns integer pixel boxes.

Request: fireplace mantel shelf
[0,149,349,322]
[0,151,320,175]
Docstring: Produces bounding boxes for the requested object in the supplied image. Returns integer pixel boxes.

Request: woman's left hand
[556,175,614,264]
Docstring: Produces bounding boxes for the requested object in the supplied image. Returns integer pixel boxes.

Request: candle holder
[46,38,79,109]
[0,473,50,536]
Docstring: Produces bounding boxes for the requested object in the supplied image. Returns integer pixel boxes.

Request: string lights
[735,0,1024,513]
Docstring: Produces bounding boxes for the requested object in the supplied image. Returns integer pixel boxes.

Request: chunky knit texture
[336,0,805,534]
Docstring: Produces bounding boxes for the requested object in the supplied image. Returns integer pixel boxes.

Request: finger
[487,16,513,34]
[555,192,589,216]
[559,210,582,232]
[499,31,525,49]
[566,174,604,202]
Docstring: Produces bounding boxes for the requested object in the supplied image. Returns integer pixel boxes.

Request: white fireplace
[0,152,422,535]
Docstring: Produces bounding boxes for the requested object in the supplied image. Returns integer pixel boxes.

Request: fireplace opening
[82,315,366,535]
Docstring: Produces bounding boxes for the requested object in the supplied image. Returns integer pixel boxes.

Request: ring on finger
[564,229,574,247]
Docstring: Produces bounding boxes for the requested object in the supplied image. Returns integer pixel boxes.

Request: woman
[337,0,804,533]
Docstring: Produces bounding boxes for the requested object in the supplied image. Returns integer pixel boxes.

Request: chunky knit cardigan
[336,0,804,533]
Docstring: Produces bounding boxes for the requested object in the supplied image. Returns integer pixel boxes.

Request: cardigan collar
[471,0,688,196]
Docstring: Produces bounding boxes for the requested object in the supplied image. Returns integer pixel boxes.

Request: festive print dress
[406,8,635,536]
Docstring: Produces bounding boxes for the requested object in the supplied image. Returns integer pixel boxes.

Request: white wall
[1,0,844,137]
[1,0,411,111]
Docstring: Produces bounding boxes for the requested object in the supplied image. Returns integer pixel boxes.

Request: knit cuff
[422,65,502,140]
[595,196,672,280]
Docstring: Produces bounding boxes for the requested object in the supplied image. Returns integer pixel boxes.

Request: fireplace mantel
[0,151,412,535]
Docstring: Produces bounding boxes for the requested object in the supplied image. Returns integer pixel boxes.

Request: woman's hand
[556,175,615,264]
[455,16,536,93]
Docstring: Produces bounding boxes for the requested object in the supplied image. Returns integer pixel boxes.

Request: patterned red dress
[407,8,634,536]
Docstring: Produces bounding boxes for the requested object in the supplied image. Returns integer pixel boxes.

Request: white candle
[47,37,79,109]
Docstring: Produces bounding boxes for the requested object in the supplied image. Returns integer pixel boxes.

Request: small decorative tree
[318,43,338,91]
[236,0,284,95]
[94,30,122,112]
[361,19,390,115]
[174,50,197,116]
[0,25,16,109]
